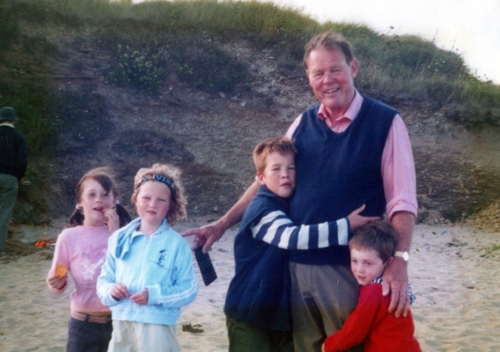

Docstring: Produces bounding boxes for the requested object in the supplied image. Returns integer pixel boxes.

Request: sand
[0,219,499,351]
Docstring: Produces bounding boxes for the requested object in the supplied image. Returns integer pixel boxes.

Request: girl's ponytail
[68,208,85,227]
[115,204,132,228]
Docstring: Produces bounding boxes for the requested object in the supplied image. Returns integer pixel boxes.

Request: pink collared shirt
[285,91,417,219]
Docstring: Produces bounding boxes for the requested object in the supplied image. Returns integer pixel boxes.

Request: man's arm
[382,211,415,318]
[182,181,259,253]
[381,115,417,318]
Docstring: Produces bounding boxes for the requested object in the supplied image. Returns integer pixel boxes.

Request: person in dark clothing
[0,107,28,254]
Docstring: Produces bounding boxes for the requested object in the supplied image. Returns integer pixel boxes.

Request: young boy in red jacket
[322,221,421,352]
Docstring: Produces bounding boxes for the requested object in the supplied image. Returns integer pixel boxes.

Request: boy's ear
[385,257,394,266]
[256,172,266,186]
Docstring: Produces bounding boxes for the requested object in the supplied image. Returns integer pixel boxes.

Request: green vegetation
[1,0,500,224]
[106,37,249,94]
[483,243,500,255]
[4,0,500,119]
[0,83,51,155]
[108,44,167,93]
[47,0,500,126]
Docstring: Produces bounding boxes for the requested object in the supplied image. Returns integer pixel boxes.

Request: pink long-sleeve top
[285,91,417,219]
[47,226,111,313]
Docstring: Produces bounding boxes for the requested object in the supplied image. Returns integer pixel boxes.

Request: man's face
[306,48,358,119]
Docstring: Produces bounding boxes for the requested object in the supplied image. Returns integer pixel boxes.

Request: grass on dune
[1,0,500,224]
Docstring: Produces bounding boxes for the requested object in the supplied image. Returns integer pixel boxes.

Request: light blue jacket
[97,218,198,325]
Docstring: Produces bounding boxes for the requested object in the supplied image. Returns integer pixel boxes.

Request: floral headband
[136,174,176,202]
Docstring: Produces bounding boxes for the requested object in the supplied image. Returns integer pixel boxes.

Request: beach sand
[0,219,499,351]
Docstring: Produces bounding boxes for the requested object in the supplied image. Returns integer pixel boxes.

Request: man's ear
[350,58,359,79]
[256,172,266,186]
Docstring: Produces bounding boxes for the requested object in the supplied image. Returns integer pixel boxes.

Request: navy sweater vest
[289,96,397,266]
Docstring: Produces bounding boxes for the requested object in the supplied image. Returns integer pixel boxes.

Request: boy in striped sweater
[224,137,378,352]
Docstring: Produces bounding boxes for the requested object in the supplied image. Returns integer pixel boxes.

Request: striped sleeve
[251,210,350,250]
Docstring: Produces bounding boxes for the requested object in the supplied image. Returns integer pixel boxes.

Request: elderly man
[184,31,417,352]
[0,107,28,255]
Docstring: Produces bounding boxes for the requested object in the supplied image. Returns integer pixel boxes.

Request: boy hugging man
[322,221,421,352]
[224,137,378,352]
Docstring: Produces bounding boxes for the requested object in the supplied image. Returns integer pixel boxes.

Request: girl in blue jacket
[97,163,198,352]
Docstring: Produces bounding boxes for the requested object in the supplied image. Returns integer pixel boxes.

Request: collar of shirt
[317,90,363,133]
[0,123,15,128]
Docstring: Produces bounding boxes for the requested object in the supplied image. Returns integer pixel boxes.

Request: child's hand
[103,207,120,233]
[347,204,381,231]
[47,272,67,290]
[130,288,149,306]
[110,282,130,300]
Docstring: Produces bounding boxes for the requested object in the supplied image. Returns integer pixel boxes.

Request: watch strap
[395,251,409,261]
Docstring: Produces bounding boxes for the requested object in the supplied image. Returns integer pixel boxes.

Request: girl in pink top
[47,167,131,352]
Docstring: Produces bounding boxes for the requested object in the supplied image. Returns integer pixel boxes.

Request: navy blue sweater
[289,96,397,266]
[224,186,291,331]
[224,185,356,330]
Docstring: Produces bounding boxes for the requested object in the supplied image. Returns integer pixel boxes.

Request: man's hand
[182,219,226,253]
[382,257,409,317]
[384,211,415,317]
[182,181,259,253]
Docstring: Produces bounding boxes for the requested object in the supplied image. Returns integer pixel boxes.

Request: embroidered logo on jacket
[157,249,166,267]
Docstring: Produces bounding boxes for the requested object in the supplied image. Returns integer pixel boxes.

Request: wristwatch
[395,251,409,261]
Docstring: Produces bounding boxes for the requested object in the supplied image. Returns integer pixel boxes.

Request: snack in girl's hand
[55,264,67,279]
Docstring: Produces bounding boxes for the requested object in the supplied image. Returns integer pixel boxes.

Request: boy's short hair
[253,137,298,174]
[349,221,397,263]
